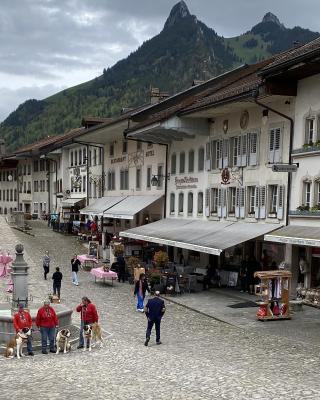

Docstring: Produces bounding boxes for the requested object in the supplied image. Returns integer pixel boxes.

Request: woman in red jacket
[76,296,98,349]
[13,303,34,356]
[36,300,59,354]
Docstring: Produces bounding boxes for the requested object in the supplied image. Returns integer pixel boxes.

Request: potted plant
[153,250,169,269]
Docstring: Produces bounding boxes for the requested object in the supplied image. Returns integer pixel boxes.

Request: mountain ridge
[1,2,319,151]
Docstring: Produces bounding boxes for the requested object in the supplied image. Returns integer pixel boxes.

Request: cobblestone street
[0,217,320,399]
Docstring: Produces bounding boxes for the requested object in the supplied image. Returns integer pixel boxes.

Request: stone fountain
[0,244,73,344]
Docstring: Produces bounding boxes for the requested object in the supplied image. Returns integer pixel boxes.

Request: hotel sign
[175,176,198,189]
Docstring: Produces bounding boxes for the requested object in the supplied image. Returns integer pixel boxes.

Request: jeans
[40,327,56,351]
[146,318,161,342]
[53,282,61,298]
[79,321,84,347]
[72,271,79,285]
[137,294,144,310]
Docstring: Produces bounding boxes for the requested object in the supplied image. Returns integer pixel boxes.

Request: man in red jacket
[36,300,59,354]
[76,296,98,349]
[13,303,34,356]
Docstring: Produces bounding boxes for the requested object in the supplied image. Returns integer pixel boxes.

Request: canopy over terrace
[265,225,320,247]
[120,218,280,255]
[80,196,125,217]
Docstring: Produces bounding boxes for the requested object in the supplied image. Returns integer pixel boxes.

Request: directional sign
[272,164,298,173]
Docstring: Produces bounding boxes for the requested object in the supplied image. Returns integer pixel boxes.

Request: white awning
[120,218,280,255]
[265,225,320,247]
[80,196,125,216]
[61,198,85,208]
[104,194,163,220]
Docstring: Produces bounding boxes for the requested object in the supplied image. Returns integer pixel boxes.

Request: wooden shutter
[239,187,245,218]
[254,186,260,218]
[223,139,229,167]
[205,142,211,170]
[274,128,281,163]
[217,140,223,169]
[249,133,258,166]
[259,186,266,219]
[205,188,210,217]
[277,185,285,220]
[235,187,240,218]
[222,188,227,217]
[217,188,222,217]
[241,135,247,166]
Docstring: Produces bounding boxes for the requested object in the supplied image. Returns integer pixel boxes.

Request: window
[157,165,163,188]
[187,192,193,215]
[171,154,176,175]
[303,181,312,208]
[93,149,97,166]
[268,185,278,215]
[74,151,78,166]
[232,136,247,167]
[146,167,151,189]
[79,149,82,165]
[27,182,31,193]
[228,187,237,215]
[268,128,281,163]
[197,192,203,215]
[83,176,86,193]
[89,150,92,167]
[316,180,320,206]
[178,193,184,214]
[120,169,129,190]
[14,189,17,202]
[198,148,204,171]
[23,182,26,193]
[107,171,115,191]
[247,186,256,215]
[170,193,175,214]
[248,133,258,166]
[83,148,87,163]
[6,189,9,201]
[211,188,219,214]
[179,152,185,174]
[109,143,114,157]
[10,189,13,202]
[122,141,127,154]
[137,141,142,151]
[33,160,39,172]
[99,147,103,164]
[188,150,194,173]
[34,181,39,192]
[305,118,315,145]
[136,168,141,190]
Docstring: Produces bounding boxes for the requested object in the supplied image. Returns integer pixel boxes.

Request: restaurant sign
[175,176,198,189]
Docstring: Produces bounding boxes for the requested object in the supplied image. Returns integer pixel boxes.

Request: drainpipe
[252,89,294,226]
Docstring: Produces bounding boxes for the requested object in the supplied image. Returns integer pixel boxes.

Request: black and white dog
[83,325,93,352]
[56,329,71,354]
[4,327,32,359]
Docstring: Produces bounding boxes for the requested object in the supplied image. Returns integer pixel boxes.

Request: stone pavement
[0,217,320,399]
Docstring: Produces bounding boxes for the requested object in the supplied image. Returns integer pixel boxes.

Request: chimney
[150,87,170,104]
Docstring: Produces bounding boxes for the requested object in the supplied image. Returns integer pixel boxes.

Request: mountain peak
[262,12,283,27]
[164,1,191,29]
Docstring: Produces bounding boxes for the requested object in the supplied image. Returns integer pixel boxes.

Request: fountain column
[11,244,29,311]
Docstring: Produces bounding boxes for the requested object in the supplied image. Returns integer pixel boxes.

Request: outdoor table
[77,254,98,270]
[90,267,118,286]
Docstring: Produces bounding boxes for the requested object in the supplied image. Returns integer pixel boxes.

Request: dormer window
[305,118,315,145]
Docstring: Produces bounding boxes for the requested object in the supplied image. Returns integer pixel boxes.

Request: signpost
[272,164,298,173]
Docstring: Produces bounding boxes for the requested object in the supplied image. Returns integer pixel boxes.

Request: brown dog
[4,328,31,359]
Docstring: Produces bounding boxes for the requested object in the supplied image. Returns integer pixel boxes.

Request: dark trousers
[118,271,125,283]
[146,318,161,342]
[53,282,61,298]
[43,266,49,280]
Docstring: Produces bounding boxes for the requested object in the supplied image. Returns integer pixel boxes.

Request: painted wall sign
[175,176,198,189]
[111,156,127,164]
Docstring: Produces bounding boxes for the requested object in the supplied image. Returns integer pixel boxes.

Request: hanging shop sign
[272,164,298,172]
[175,176,198,189]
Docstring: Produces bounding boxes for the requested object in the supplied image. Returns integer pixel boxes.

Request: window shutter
[205,188,210,217]
[277,185,285,220]
[317,116,320,141]
[259,186,266,219]
[235,187,240,218]
[269,129,275,163]
[236,136,242,167]
[254,186,260,218]
[217,188,222,217]
[205,142,211,170]
[217,140,223,169]
[210,140,216,170]
[274,128,281,163]
[222,188,227,217]
[223,139,229,167]
[241,135,247,166]
[240,187,245,218]
[249,133,258,166]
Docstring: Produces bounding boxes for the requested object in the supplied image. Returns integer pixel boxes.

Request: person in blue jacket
[144,291,166,346]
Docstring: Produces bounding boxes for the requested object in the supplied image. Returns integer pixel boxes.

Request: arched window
[178,193,184,214]
[179,152,185,174]
[188,150,194,173]
[188,192,193,215]
[170,193,175,214]
[198,147,205,171]
[171,153,176,175]
[198,192,204,214]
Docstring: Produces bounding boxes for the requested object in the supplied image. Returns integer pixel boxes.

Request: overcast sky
[0,0,319,122]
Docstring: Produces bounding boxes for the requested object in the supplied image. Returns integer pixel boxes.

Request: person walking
[117,254,126,283]
[36,300,59,354]
[76,296,99,349]
[144,291,166,346]
[134,273,150,312]
[52,267,63,299]
[13,303,34,356]
[43,250,51,280]
[71,254,81,286]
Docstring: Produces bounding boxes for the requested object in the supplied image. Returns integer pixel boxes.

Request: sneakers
[156,341,162,345]
[28,352,34,356]
[42,350,48,354]
[77,345,84,349]
[144,337,150,347]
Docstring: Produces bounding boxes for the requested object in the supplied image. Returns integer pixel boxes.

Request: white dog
[56,329,71,354]
[4,327,32,359]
